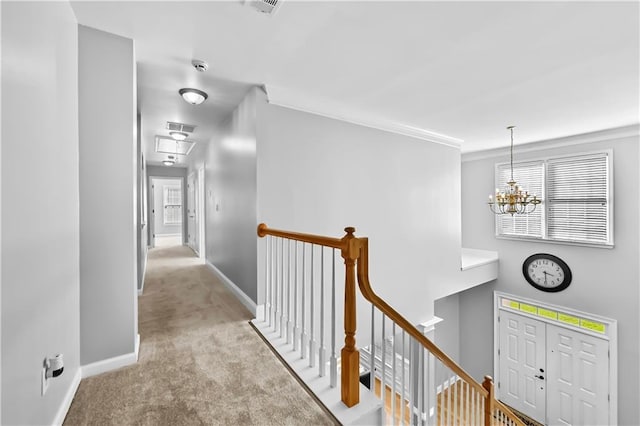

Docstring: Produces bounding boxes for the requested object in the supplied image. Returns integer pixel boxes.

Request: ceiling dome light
[169,131,188,141]
[163,155,176,166]
[179,88,208,105]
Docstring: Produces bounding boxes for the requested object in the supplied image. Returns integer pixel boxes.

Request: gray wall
[203,89,258,301]
[256,95,462,328]
[151,178,182,235]
[79,25,137,365]
[434,293,461,363]
[146,165,188,248]
[1,3,81,424]
[459,132,639,424]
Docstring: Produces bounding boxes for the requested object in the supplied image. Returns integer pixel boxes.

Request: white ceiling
[70,0,639,162]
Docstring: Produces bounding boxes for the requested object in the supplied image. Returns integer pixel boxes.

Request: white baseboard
[52,368,81,426]
[138,252,147,296]
[206,260,257,317]
[81,350,137,379]
[135,333,140,361]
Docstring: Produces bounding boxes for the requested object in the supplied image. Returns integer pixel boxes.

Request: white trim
[264,84,462,149]
[138,250,147,296]
[51,368,81,426]
[206,260,257,316]
[463,124,639,162]
[493,291,618,426]
[135,333,140,361]
[154,233,181,237]
[81,351,137,379]
[418,316,444,335]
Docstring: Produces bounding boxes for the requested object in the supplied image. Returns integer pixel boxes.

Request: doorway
[150,177,183,248]
[495,293,616,425]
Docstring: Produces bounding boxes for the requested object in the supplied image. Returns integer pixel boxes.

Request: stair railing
[257,224,524,426]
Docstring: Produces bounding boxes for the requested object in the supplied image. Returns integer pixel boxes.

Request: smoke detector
[192,60,208,72]
[246,0,282,16]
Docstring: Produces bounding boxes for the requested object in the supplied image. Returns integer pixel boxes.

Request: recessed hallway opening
[64,245,335,425]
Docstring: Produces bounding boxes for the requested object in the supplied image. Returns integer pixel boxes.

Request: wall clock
[522,253,572,292]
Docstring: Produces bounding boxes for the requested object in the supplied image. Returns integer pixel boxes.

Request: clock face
[523,254,572,292]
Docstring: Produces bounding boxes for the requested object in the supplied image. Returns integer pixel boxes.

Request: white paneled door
[546,324,609,426]
[499,310,546,423]
[499,310,610,425]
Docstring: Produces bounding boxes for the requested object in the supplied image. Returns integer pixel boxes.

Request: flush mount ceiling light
[163,155,176,166]
[169,131,188,141]
[488,126,541,215]
[179,88,208,105]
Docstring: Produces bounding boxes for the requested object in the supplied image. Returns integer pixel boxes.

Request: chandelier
[488,126,541,215]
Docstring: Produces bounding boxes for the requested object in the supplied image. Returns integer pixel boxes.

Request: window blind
[164,186,182,225]
[546,153,609,243]
[496,161,544,238]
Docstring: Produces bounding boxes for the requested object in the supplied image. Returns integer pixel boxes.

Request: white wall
[459,130,640,424]
[1,3,80,424]
[78,25,137,365]
[203,88,258,301]
[256,94,463,348]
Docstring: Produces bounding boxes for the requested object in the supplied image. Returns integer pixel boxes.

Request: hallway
[64,245,335,425]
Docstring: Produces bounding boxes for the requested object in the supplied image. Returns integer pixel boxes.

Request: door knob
[535,375,545,380]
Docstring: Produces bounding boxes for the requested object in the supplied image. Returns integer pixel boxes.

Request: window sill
[496,235,614,249]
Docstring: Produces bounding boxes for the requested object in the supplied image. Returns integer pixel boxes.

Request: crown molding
[462,124,640,162]
[263,85,462,149]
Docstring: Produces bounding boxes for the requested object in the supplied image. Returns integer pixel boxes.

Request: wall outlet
[41,365,49,396]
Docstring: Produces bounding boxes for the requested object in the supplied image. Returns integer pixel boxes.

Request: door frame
[494,291,618,425]
[197,166,205,259]
[148,175,186,248]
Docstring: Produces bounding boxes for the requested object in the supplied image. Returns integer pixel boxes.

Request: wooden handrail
[257,223,344,249]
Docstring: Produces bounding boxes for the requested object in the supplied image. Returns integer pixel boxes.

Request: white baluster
[409,338,415,426]
[401,330,406,425]
[370,304,375,395]
[293,241,299,352]
[418,347,423,426]
[279,238,285,337]
[264,235,269,322]
[268,236,273,327]
[286,239,292,344]
[392,323,397,425]
[301,243,307,359]
[381,314,387,422]
[329,248,337,388]
[319,247,326,377]
[309,244,316,367]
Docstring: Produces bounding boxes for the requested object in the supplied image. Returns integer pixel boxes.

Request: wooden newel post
[483,375,495,426]
[340,227,360,407]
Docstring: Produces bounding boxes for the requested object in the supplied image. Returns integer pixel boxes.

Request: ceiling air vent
[155,136,196,156]
[166,122,196,133]
[246,0,282,15]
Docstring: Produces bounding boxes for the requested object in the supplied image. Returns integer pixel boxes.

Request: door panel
[499,311,546,423]
[546,324,608,426]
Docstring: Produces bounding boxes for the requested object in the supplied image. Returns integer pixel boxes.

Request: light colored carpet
[64,245,337,426]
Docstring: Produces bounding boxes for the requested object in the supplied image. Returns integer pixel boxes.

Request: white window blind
[546,153,609,243]
[164,186,182,225]
[495,151,612,246]
[496,161,544,238]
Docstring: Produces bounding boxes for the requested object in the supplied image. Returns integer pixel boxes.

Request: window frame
[163,185,182,226]
[494,149,614,248]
